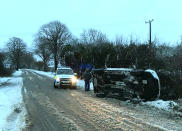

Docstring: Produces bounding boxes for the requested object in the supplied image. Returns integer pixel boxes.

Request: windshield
[57,69,73,75]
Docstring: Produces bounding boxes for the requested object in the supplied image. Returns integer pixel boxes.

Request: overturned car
[92,68,160,101]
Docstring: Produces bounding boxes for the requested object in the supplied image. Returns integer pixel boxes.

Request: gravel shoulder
[22,70,182,131]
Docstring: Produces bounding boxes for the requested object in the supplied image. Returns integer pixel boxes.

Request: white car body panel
[56,75,74,79]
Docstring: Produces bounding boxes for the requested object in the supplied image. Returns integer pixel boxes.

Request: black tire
[54,82,58,88]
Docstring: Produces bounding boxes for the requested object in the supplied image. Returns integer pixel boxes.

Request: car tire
[54,82,58,88]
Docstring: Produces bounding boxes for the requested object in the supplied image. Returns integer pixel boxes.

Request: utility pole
[145,19,154,45]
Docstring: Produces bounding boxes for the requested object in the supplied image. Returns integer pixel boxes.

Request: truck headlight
[71,76,77,83]
[56,77,60,81]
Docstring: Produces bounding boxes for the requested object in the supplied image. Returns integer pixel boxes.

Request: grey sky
[0,0,182,48]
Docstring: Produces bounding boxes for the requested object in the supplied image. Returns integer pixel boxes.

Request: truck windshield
[57,69,73,75]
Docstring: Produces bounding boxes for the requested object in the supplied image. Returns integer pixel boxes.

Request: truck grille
[60,78,71,85]
[61,78,70,81]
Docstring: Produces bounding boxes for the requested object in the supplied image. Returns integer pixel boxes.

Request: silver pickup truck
[54,67,77,89]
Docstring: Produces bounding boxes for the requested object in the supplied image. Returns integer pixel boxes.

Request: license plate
[62,81,70,83]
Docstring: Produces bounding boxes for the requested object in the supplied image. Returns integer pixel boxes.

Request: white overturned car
[54,67,77,89]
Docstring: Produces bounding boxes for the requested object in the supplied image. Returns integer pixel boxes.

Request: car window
[57,69,73,75]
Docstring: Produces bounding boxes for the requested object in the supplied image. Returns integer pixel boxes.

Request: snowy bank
[27,69,55,78]
[0,70,26,130]
[0,78,11,85]
[142,100,177,111]
[76,79,93,90]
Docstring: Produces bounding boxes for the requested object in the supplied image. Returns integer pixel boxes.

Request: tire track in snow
[31,92,83,131]
[72,91,168,131]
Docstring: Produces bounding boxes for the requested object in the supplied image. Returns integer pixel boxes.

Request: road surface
[22,70,182,131]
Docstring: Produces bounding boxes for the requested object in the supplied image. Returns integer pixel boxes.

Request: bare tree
[21,52,35,69]
[34,37,51,71]
[115,35,124,45]
[80,29,108,44]
[37,21,72,71]
[6,37,26,70]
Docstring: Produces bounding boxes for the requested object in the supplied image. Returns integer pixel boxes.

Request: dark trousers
[85,80,90,91]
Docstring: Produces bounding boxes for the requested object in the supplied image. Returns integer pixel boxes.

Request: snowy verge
[0,70,23,85]
[27,69,55,78]
[142,100,177,111]
[76,79,93,90]
[0,77,11,85]
[0,70,26,131]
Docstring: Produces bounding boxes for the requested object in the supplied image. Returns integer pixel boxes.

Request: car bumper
[55,80,76,87]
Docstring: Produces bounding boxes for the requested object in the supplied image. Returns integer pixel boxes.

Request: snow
[106,68,132,71]
[76,79,93,90]
[145,69,159,80]
[28,69,55,78]
[0,77,11,86]
[12,70,23,77]
[142,100,177,111]
[0,70,26,131]
[57,67,72,70]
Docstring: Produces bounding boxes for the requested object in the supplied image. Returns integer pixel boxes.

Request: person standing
[83,69,92,91]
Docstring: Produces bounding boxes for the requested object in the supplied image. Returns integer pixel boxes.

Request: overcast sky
[0,0,182,48]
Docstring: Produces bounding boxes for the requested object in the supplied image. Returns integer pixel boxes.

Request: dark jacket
[83,71,92,81]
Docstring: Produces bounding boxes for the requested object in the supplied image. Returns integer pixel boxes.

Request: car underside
[92,68,160,101]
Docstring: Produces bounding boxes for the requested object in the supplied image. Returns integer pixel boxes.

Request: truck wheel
[54,83,58,88]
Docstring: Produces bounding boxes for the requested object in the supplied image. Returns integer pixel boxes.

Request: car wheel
[54,82,57,88]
